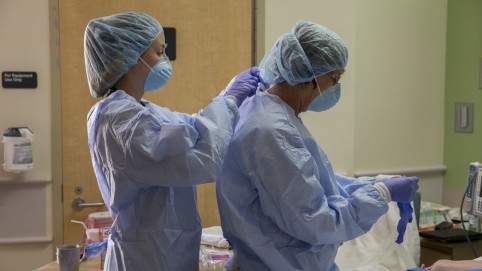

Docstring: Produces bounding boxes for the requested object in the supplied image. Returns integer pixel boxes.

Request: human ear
[310,78,318,89]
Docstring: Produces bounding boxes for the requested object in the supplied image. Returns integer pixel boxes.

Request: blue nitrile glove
[396,202,413,244]
[84,239,108,258]
[224,67,263,106]
[249,67,270,90]
[384,176,419,203]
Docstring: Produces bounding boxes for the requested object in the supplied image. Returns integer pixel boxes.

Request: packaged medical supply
[199,246,231,271]
[419,201,450,230]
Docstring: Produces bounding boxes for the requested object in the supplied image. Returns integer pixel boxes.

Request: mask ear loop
[138,57,155,72]
[311,78,322,97]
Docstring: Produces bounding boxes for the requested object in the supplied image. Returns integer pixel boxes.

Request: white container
[2,127,34,173]
[86,228,101,243]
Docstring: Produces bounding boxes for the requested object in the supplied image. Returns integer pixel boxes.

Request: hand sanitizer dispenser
[2,127,34,173]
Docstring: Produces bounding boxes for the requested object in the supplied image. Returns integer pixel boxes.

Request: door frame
[50,0,64,250]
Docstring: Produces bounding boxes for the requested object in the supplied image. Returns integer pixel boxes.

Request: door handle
[72,197,104,211]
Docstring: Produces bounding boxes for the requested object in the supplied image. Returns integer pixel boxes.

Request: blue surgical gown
[216,92,389,271]
[87,90,238,271]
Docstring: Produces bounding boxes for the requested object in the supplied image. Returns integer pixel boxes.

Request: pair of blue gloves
[224,67,269,107]
[383,176,419,244]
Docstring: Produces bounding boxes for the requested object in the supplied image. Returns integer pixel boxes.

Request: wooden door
[59,0,253,244]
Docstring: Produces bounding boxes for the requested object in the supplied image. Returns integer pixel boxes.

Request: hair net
[84,12,163,98]
[259,20,348,86]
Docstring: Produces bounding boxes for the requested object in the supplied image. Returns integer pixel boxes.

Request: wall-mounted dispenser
[2,127,34,173]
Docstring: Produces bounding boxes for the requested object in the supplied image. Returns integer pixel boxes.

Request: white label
[13,142,33,164]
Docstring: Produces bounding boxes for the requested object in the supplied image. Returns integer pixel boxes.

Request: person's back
[216,20,419,271]
[218,92,357,271]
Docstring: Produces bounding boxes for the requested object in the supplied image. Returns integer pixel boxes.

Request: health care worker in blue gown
[216,20,420,271]
[83,12,265,271]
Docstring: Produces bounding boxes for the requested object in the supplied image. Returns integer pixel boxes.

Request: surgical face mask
[139,56,172,91]
[308,82,341,112]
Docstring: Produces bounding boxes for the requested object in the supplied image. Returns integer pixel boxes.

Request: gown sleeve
[113,97,238,187]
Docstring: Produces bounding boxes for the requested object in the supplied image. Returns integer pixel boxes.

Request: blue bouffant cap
[259,20,348,86]
[84,12,163,97]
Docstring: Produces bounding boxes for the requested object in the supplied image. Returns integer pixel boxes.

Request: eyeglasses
[312,72,343,88]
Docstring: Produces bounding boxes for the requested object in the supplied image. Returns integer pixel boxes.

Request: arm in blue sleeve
[335,174,390,228]
[122,97,238,186]
[251,128,388,245]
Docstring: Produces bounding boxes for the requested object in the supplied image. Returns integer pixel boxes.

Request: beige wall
[262,0,447,203]
[0,1,55,270]
[354,1,446,197]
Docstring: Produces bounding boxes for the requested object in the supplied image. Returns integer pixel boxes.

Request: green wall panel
[444,0,482,190]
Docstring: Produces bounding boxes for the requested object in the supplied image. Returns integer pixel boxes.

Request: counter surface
[35,257,227,271]
[35,245,229,271]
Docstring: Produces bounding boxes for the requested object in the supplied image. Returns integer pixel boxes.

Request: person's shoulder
[251,94,295,122]
[92,93,146,124]
[236,94,298,138]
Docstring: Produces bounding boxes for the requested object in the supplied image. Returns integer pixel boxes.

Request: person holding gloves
[216,20,419,271]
